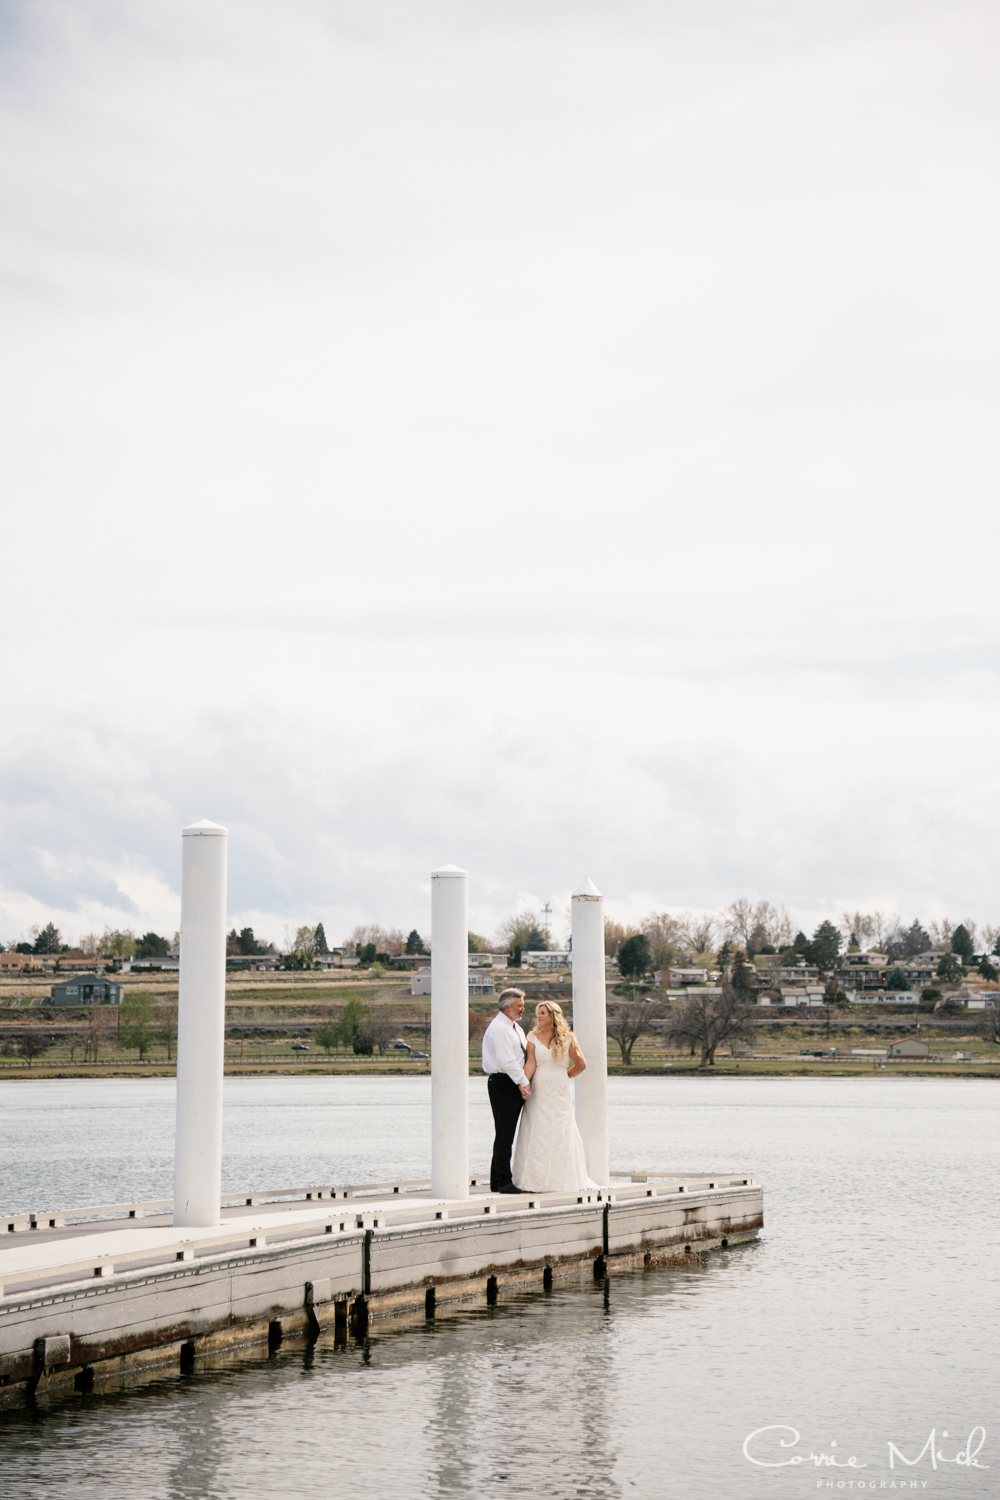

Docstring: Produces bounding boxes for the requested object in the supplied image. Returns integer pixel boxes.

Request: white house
[410,969,495,997]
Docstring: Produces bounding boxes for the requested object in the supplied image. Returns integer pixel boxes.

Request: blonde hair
[535,1000,573,1059]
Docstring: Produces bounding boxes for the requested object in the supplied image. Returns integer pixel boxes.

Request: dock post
[173,820,228,1227]
[572,878,609,1185]
[431,864,469,1199]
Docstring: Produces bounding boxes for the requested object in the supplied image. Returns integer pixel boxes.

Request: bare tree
[603,918,642,957]
[497,911,550,953]
[839,911,875,949]
[347,924,406,957]
[641,911,687,961]
[358,1006,400,1056]
[679,913,717,954]
[961,917,979,952]
[666,985,757,1067]
[870,911,901,953]
[723,899,756,951]
[978,1006,1000,1046]
[929,918,954,950]
[982,924,1000,955]
[723,899,789,954]
[20,1033,52,1067]
[607,1001,665,1065]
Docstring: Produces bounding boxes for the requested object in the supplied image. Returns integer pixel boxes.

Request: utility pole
[542,902,552,944]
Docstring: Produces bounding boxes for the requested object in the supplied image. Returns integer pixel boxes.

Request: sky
[1,0,998,951]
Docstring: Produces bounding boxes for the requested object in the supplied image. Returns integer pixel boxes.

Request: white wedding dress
[511,1036,591,1192]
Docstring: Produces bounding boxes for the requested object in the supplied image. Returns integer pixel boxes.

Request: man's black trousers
[488,1072,524,1191]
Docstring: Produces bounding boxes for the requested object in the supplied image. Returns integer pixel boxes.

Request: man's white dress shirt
[482,1010,528,1087]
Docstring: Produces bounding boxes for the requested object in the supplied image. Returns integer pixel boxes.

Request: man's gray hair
[498,987,525,1010]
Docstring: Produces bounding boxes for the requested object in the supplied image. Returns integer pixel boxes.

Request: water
[1,1076,997,1498]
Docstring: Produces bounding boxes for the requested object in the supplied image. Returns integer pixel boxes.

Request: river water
[1,1075,997,1498]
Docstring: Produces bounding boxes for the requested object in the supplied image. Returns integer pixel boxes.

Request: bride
[512,1000,590,1193]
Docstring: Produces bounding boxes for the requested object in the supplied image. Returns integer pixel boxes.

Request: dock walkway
[1,1172,763,1407]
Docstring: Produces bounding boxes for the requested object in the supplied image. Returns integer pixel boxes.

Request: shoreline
[1,1062,998,1081]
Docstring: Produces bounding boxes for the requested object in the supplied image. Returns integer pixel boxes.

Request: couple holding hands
[482,986,592,1194]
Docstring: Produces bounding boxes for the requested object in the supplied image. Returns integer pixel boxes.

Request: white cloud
[1,0,998,947]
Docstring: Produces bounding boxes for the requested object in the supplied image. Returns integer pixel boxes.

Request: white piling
[572,877,609,1185]
[431,864,469,1200]
[173,820,228,1228]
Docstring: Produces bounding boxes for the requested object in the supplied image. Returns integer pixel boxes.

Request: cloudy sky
[1,0,998,950]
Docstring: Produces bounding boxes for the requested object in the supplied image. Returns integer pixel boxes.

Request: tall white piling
[431,864,469,1200]
[173,820,228,1228]
[572,877,609,1185]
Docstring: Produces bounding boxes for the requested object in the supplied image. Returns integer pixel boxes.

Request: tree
[919,987,941,1011]
[498,911,549,953]
[929,918,955,950]
[839,911,875,950]
[977,1005,1000,1046]
[607,1001,664,1065]
[467,932,488,954]
[314,1019,339,1055]
[407,929,427,955]
[618,933,652,981]
[951,924,975,964]
[292,926,318,963]
[809,921,842,972]
[33,922,62,954]
[978,955,999,982]
[642,911,686,967]
[356,942,377,966]
[118,989,155,1060]
[731,953,754,994]
[314,923,329,954]
[160,1006,177,1061]
[136,931,170,959]
[603,919,641,957]
[723,899,791,956]
[20,1033,51,1067]
[362,1008,399,1055]
[678,914,717,955]
[336,996,367,1049]
[667,984,757,1067]
[237,927,262,955]
[99,929,137,960]
[885,967,909,991]
[347,923,406,958]
[936,952,962,983]
[886,920,930,960]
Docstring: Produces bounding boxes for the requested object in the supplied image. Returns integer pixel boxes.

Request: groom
[482,987,530,1194]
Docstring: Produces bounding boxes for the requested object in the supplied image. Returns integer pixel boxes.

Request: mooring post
[431,864,469,1199]
[572,878,609,1185]
[173,819,228,1227]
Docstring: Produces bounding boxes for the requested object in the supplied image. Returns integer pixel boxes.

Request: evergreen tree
[809,921,842,971]
[406,929,426,954]
[618,933,652,980]
[951,924,975,963]
[314,922,329,954]
[33,922,62,954]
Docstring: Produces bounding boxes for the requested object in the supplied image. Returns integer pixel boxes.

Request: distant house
[49,974,124,1006]
[848,989,919,1005]
[133,957,180,971]
[0,953,37,972]
[888,1038,930,1059]
[409,968,495,997]
[655,967,715,987]
[314,953,359,969]
[522,952,570,970]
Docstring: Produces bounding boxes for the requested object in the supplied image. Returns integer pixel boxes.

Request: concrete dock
[1,1172,763,1407]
